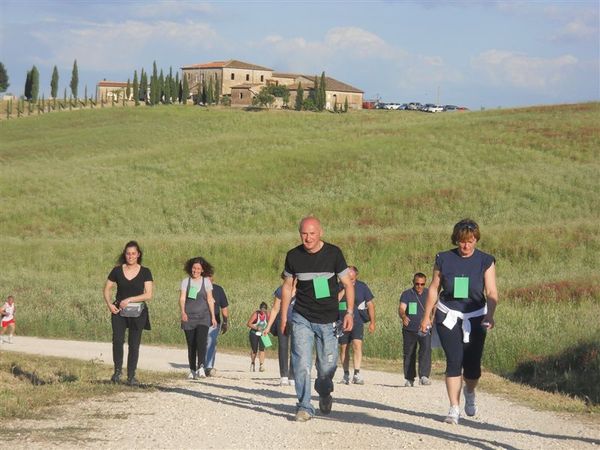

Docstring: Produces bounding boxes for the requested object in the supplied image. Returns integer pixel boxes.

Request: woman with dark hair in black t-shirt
[103,240,153,386]
[420,219,498,425]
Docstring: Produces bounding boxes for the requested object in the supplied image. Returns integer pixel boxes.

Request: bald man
[280,216,355,422]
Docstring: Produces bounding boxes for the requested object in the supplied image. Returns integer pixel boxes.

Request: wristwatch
[345,311,354,317]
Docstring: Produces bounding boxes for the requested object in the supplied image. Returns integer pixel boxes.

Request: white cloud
[131,1,214,18]
[30,20,219,71]
[471,50,578,89]
[552,17,598,42]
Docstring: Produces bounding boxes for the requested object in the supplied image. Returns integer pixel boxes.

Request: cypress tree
[158,69,164,103]
[133,70,139,106]
[24,69,32,100]
[50,65,59,98]
[167,67,174,104]
[207,75,214,104]
[84,85,88,105]
[126,79,131,101]
[313,75,320,110]
[295,82,304,111]
[174,72,180,103]
[182,74,189,104]
[63,87,67,103]
[198,79,204,105]
[0,62,9,93]
[70,59,79,98]
[201,77,207,104]
[140,69,147,103]
[30,65,40,102]
[215,74,221,104]
[164,73,171,104]
[319,71,327,111]
[151,61,158,105]
[344,97,348,112]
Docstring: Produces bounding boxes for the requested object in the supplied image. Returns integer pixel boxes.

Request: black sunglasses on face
[414,282,425,286]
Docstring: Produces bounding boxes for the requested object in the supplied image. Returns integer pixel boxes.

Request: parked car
[384,103,402,110]
[443,105,458,112]
[407,102,421,110]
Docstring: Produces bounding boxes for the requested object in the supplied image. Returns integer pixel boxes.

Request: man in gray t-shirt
[399,273,432,387]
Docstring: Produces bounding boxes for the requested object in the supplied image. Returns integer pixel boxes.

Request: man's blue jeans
[204,324,220,369]
[291,311,338,415]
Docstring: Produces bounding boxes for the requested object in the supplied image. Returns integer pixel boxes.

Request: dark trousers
[112,313,145,379]
[436,317,486,379]
[402,328,432,381]
[277,322,294,378]
[184,325,209,372]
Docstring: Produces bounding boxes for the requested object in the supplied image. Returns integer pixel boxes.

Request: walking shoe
[464,388,478,416]
[319,395,333,415]
[188,370,196,380]
[444,405,460,425]
[196,366,206,378]
[295,410,312,422]
[7,335,12,344]
[419,376,432,386]
[250,362,255,372]
[110,369,122,384]
[352,373,365,385]
[126,377,140,387]
[259,364,265,372]
[404,379,414,387]
[289,378,295,386]
[339,374,350,385]
[279,377,289,386]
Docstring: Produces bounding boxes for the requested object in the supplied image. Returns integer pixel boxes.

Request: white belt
[436,301,487,343]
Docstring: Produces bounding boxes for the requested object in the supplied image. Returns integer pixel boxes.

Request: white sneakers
[196,366,206,378]
[444,405,460,425]
[280,377,289,386]
[464,388,478,416]
[188,370,196,380]
[340,374,350,385]
[404,379,414,387]
[352,373,364,385]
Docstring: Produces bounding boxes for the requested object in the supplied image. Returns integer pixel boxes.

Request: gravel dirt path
[1,336,599,449]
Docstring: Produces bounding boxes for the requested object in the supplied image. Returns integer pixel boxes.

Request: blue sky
[1,0,598,108]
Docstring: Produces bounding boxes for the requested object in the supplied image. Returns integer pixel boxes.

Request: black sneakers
[110,369,121,384]
[319,395,333,415]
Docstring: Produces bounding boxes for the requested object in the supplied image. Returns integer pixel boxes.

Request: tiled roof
[231,83,263,89]
[307,75,363,93]
[273,73,362,93]
[97,81,128,87]
[181,59,273,71]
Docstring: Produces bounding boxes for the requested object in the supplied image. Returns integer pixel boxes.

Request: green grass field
[1,103,599,400]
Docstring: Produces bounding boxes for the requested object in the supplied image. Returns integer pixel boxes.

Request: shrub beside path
[2,336,599,449]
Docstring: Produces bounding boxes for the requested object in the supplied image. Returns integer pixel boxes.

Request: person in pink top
[0,295,16,344]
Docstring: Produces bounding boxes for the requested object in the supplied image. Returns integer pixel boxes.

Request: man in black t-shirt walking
[280,216,355,422]
[399,273,432,387]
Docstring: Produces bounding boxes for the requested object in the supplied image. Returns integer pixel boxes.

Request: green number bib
[188,285,199,299]
[408,302,417,315]
[313,277,331,299]
[453,277,469,299]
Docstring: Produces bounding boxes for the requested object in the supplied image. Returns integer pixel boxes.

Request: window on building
[240,93,243,99]
[246,74,250,81]
[261,75,264,82]
[231,73,235,80]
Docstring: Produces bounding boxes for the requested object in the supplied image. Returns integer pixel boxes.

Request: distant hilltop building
[181,59,364,110]
[96,80,132,101]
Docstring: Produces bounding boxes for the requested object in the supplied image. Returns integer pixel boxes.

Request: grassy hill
[1,103,599,396]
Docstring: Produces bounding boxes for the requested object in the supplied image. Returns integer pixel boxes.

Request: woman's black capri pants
[436,315,486,379]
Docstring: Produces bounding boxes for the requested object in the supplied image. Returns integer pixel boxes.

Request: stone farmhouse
[181,59,364,110]
[96,80,132,101]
